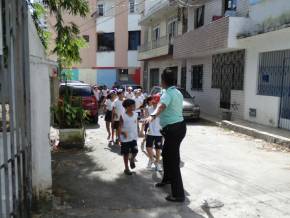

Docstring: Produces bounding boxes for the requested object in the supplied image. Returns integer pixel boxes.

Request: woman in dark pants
[146,68,187,202]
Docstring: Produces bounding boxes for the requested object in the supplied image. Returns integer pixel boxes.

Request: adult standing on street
[146,68,187,202]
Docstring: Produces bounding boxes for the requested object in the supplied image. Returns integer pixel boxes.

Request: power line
[78,0,126,29]
[79,0,146,34]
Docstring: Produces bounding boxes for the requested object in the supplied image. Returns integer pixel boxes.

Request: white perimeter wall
[186,57,221,118]
[238,27,290,127]
[186,56,245,120]
[97,52,115,67]
[249,0,290,24]
[28,15,52,196]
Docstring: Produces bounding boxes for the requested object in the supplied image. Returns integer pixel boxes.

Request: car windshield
[178,88,192,98]
[60,85,93,97]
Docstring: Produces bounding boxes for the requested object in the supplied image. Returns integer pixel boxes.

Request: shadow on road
[104,142,122,156]
[185,119,216,127]
[50,148,206,218]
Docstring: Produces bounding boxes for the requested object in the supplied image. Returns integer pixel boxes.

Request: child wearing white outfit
[146,95,163,172]
[112,89,125,144]
[118,99,139,175]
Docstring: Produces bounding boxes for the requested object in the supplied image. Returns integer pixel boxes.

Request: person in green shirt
[146,68,187,202]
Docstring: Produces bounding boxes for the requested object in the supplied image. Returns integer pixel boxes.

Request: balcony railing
[139,36,170,52]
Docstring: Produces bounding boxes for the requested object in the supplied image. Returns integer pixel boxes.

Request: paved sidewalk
[201,113,290,147]
[38,120,290,218]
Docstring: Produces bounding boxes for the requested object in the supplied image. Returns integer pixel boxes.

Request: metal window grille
[212,50,245,90]
[191,65,203,91]
[0,0,32,217]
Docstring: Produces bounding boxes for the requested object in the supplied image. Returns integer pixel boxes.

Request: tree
[33,0,90,70]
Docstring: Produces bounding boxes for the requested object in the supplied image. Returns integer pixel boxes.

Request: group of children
[102,87,163,175]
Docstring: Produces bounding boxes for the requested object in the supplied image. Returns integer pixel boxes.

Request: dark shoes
[155,181,171,188]
[165,195,185,203]
[124,169,132,176]
[130,159,136,169]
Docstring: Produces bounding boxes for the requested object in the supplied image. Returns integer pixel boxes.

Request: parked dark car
[150,86,200,120]
[59,83,99,123]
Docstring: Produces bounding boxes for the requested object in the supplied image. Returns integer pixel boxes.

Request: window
[191,65,203,90]
[195,6,205,29]
[97,33,115,51]
[167,18,178,40]
[129,0,135,13]
[225,0,237,11]
[83,35,89,43]
[152,26,160,41]
[119,69,129,81]
[98,4,104,16]
[128,31,141,50]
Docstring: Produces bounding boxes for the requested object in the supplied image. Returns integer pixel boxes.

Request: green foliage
[52,97,89,128]
[61,69,74,81]
[42,0,90,69]
[31,2,51,50]
[54,23,87,67]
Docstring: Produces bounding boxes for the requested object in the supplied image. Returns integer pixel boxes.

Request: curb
[221,120,290,148]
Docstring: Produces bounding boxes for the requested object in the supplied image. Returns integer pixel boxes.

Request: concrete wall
[237,27,290,127]
[115,0,129,68]
[97,52,115,67]
[48,0,97,68]
[28,15,53,196]
[97,17,115,32]
[128,51,140,67]
[128,14,141,31]
[249,0,290,24]
[186,56,221,117]
[146,56,182,88]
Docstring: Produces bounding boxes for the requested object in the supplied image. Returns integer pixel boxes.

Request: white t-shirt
[125,92,135,100]
[147,106,162,136]
[104,99,114,111]
[134,96,143,113]
[120,112,138,142]
[113,99,125,121]
[102,89,108,97]
[93,90,100,101]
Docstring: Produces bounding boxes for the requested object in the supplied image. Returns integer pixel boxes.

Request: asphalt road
[46,119,290,218]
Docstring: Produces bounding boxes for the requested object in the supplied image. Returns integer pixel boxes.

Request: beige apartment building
[48,0,143,87]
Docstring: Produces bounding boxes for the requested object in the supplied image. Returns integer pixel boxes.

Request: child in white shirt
[146,94,163,172]
[112,89,125,144]
[104,91,117,140]
[118,99,139,175]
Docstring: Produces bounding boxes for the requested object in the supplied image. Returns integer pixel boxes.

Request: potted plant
[52,96,88,148]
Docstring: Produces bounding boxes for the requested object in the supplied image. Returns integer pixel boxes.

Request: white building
[139,0,185,91]
[171,0,290,130]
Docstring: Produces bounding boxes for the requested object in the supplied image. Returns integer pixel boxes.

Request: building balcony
[138,36,173,60]
[139,0,176,26]
[173,16,253,59]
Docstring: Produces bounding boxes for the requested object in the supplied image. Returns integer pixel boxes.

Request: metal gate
[220,64,233,109]
[258,50,290,130]
[0,0,32,217]
[279,54,290,129]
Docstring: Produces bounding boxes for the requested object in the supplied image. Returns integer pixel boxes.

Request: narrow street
[44,120,290,218]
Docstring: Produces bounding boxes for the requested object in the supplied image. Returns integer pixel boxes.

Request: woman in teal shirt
[147,68,187,202]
